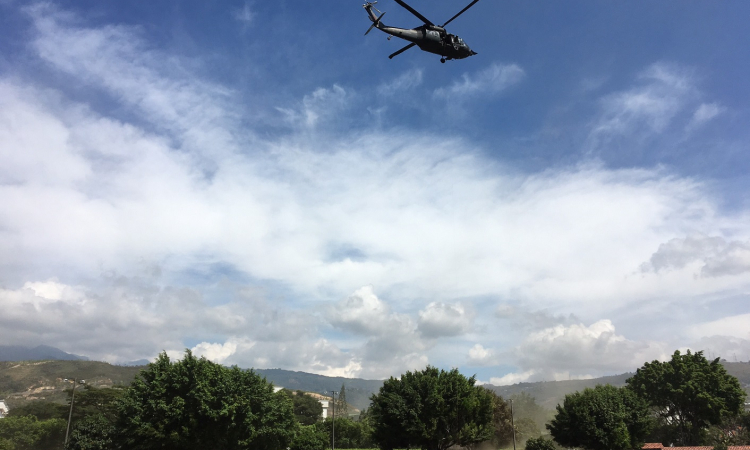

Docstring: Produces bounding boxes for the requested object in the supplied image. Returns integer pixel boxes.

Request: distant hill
[484,373,633,410]
[254,368,385,411]
[0,345,88,362]
[1,357,748,413]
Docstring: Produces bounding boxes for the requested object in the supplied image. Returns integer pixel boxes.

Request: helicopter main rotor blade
[393,0,434,26]
[441,0,480,27]
[388,42,417,59]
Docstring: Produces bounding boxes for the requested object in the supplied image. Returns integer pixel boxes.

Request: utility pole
[510,399,517,450]
[330,390,338,450]
[64,378,78,446]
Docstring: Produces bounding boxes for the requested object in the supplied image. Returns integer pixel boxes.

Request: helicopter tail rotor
[364,10,386,35]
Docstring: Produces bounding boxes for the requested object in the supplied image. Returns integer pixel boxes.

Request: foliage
[66,386,124,424]
[706,411,750,447]
[318,417,374,449]
[65,414,116,450]
[281,389,324,426]
[547,384,652,450]
[515,417,541,441]
[488,391,514,448]
[369,366,494,450]
[7,401,67,421]
[291,425,329,450]
[0,415,66,450]
[525,436,557,450]
[338,384,349,417]
[114,350,298,450]
[511,392,553,431]
[627,350,746,446]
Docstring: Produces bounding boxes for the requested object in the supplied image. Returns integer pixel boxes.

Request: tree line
[0,349,747,450]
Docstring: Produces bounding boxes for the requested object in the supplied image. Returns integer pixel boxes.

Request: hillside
[2,359,748,412]
[0,345,88,362]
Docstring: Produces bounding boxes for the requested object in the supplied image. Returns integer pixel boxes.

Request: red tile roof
[643,444,750,450]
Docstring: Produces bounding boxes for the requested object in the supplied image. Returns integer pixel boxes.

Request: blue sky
[1,0,749,383]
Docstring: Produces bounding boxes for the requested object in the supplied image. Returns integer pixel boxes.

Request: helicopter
[363,0,480,63]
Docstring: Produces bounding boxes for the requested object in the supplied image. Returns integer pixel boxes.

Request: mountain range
[2,345,749,412]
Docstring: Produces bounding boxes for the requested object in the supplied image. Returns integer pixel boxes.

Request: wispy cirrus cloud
[433,62,525,100]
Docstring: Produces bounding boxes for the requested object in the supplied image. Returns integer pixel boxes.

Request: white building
[0,400,9,419]
[319,400,330,419]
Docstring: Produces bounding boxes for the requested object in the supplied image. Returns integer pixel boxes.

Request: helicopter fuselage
[365,4,476,61]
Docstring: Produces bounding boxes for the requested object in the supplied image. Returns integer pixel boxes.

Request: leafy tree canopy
[0,415,66,450]
[525,436,557,450]
[65,414,116,450]
[488,391,514,448]
[547,384,652,450]
[280,389,324,426]
[626,350,746,446]
[114,350,297,450]
[290,425,328,450]
[369,366,494,450]
[318,417,373,449]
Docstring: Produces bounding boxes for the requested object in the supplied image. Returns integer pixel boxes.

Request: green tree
[488,391,514,448]
[65,414,115,450]
[0,415,66,450]
[337,384,348,417]
[547,384,652,450]
[114,350,297,450]
[525,436,557,450]
[281,389,324,426]
[67,386,124,424]
[511,392,553,432]
[626,350,746,446]
[369,366,494,450]
[7,401,67,421]
[515,417,541,441]
[319,417,373,449]
[290,425,328,450]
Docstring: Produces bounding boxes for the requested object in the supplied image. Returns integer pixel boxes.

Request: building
[320,399,330,419]
[0,400,9,419]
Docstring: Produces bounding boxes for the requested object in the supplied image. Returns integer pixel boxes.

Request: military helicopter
[363,0,480,63]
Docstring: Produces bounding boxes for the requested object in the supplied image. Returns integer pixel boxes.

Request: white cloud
[500,320,668,382]
[588,62,695,149]
[641,234,750,277]
[277,84,353,129]
[233,2,255,26]
[687,102,725,130]
[2,5,749,381]
[690,315,750,342]
[377,69,423,97]
[418,302,472,338]
[192,341,238,363]
[433,63,525,99]
[467,344,499,367]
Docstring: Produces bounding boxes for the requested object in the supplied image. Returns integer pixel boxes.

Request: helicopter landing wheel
[440,58,446,63]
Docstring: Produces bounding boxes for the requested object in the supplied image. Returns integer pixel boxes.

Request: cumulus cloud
[467,344,500,367]
[433,63,525,99]
[690,315,750,342]
[641,234,750,277]
[495,320,668,384]
[192,341,238,363]
[418,302,472,338]
[328,286,430,378]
